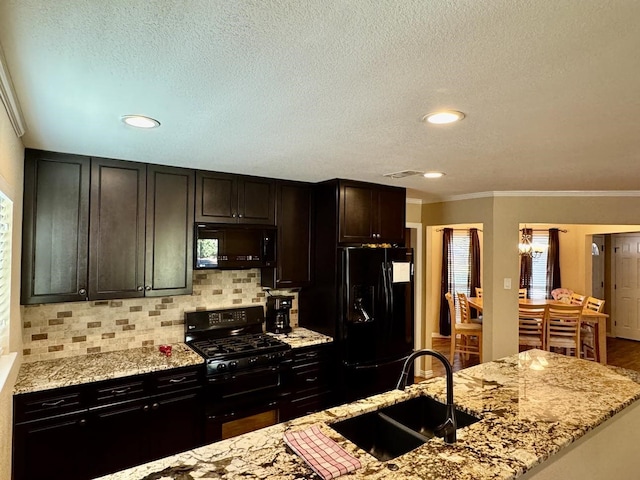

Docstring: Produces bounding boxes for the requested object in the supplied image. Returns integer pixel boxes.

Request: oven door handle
[207,365,280,384]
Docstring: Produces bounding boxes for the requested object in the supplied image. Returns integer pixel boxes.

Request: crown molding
[406,197,424,204]
[420,190,640,204]
[0,43,25,137]
[492,190,640,197]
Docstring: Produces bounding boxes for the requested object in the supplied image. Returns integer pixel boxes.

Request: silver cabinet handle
[169,377,187,383]
[137,286,143,292]
[111,387,130,395]
[145,285,151,291]
[42,399,65,407]
[78,288,87,295]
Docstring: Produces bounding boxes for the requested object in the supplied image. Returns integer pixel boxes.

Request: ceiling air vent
[383,170,424,179]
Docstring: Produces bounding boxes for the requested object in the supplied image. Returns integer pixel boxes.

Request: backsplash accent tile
[21,269,298,362]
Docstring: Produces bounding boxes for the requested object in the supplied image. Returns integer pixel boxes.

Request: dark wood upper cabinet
[145,165,194,296]
[89,157,146,300]
[338,180,405,244]
[262,181,313,289]
[21,150,90,304]
[195,171,275,225]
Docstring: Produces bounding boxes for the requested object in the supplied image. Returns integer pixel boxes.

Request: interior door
[614,235,640,340]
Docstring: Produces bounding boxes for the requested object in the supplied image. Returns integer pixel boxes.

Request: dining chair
[570,293,586,306]
[457,292,481,324]
[447,293,482,363]
[475,287,483,298]
[546,304,583,357]
[581,297,605,361]
[518,289,527,299]
[518,304,548,351]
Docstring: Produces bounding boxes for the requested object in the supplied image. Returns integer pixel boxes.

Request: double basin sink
[329,395,480,461]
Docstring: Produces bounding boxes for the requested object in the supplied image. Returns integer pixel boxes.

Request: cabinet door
[89,158,146,299]
[195,171,237,223]
[21,150,90,304]
[89,398,151,477]
[13,412,90,480]
[339,182,375,243]
[376,187,406,244]
[145,165,194,296]
[265,181,313,288]
[238,177,275,225]
[146,389,204,460]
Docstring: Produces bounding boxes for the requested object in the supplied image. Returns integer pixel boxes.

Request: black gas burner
[190,333,288,360]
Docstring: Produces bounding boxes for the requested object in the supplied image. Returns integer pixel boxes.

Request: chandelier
[519,229,546,259]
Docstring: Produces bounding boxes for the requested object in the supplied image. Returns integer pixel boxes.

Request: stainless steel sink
[329,396,480,461]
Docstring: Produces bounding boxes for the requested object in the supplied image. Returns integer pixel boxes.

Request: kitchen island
[97,350,640,479]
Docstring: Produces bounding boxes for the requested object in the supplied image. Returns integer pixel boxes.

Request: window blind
[452,231,471,297]
[529,231,550,300]
[0,191,11,355]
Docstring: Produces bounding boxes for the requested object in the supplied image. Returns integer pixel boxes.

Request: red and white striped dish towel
[284,425,362,480]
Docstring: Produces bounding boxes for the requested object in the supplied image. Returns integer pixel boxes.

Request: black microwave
[194,224,277,269]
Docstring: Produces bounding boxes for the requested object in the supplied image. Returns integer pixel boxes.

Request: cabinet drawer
[291,345,333,367]
[14,388,85,423]
[155,368,201,393]
[292,364,331,390]
[287,390,333,419]
[91,378,146,405]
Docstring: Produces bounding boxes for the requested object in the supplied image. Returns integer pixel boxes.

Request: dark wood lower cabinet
[89,388,204,478]
[281,343,337,421]
[13,366,205,480]
[12,410,90,480]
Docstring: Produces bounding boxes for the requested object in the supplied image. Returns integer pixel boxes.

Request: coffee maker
[265,295,294,334]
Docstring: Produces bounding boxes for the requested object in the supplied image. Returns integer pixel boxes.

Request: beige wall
[422,195,640,362]
[0,99,25,480]
[405,200,422,224]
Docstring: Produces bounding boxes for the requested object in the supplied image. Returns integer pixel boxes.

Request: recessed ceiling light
[422,110,465,125]
[121,115,160,129]
[423,171,445,179]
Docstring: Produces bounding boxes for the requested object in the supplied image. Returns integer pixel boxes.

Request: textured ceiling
[1,1,639,202]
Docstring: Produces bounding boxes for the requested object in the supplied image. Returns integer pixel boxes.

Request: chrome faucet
[396,349,458,444]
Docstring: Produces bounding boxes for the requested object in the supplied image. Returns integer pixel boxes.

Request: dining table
[467,296,609,365]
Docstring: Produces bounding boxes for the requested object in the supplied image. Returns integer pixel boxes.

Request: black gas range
[185,306,292,442]
[185,305,292,375]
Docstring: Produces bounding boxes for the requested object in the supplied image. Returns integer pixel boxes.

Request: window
[529,231,550,300]
[451,231,471,296]
[0,190,11,355]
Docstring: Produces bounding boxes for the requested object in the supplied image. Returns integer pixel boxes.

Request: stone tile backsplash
[21,270,298,363]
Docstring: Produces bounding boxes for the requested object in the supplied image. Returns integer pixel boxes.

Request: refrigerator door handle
[381,263,390,319]
[387,263,394,318]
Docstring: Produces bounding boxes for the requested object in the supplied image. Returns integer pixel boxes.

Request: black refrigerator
[299,247,414,402]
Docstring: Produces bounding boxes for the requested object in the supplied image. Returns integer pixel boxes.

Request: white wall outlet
[504,278,512,289]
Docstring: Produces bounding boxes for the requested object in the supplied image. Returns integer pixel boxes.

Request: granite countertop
[13,343,204,395]
[14,328,331,395]
[268,327,333,349]
[98,350,640,480]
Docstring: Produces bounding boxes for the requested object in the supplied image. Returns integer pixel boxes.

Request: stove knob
[249,357,258,365]
[229,361,238,370]
[217,363,227,372]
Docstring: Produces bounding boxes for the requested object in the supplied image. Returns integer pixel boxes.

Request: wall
[423,194,640,362]
[0,92,25,480]
[21,270,298,362]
